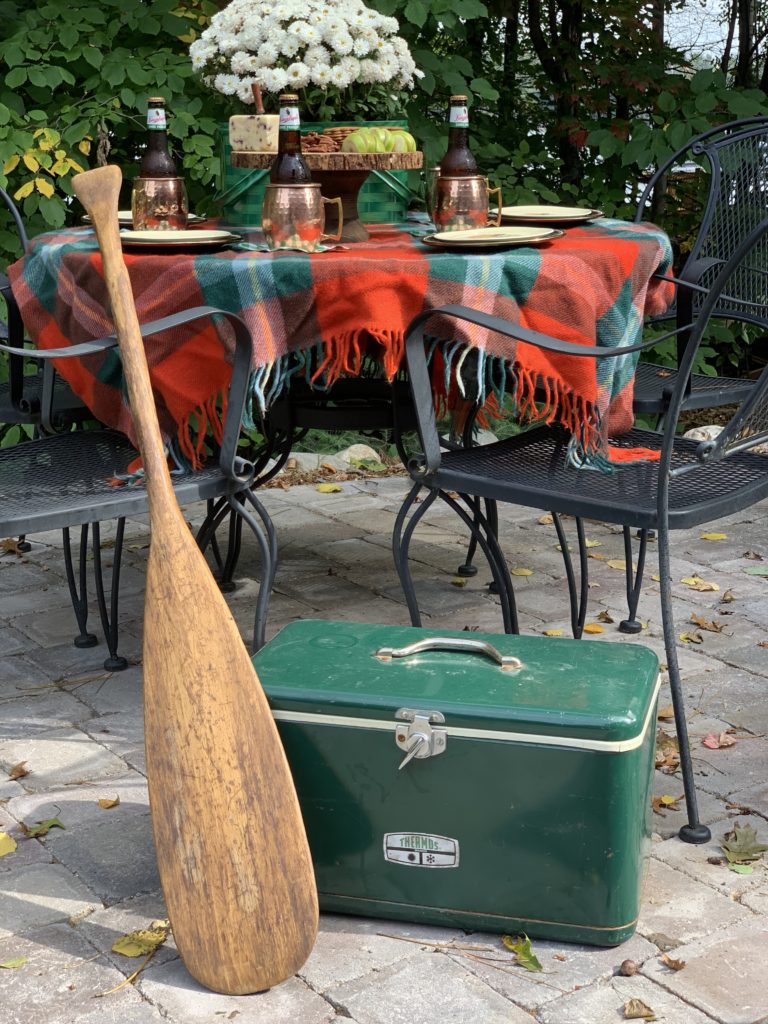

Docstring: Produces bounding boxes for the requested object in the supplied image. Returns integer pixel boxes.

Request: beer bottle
[439,95,478,177]
[269,94,312,184]
[138,98,178,178]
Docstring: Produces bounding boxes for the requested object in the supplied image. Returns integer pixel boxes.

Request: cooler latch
[394,709,447,770]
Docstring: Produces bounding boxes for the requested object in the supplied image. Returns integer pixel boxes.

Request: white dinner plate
[423,226,563,249]
[85,211,206,225]
[499,204,602,224]
[119,228,238,250]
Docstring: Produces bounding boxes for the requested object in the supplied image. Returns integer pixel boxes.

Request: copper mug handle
[321,196,344,243]
[486,182,503,226]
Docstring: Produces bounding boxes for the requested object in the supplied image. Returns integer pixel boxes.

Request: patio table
[7,220,674,468]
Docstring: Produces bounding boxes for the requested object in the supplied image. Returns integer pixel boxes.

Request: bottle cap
[279,94,300,102]
[147,97,166,104]
[450,95,468,102]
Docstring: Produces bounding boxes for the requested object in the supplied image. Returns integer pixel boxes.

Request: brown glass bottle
[138,98,178,178]
[439,95,478,177]
[269,94,312,184]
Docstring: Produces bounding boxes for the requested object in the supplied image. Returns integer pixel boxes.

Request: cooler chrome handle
[375,637,522,671]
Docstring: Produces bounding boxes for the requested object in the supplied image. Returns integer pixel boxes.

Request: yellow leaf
[0,832,17,858]
[597,610,614,623]
[657,704,675,720]
[583,623,604,634]
[50,161,69,176]
[651,573,661,582]
[66,157,86,173]
[0,956,27,969]
[510,567,534,576]
[98,796,120,809]
[659,794,678,806]
[22,151,39,172]
[607,558,627,570]
[701,532,727,541]
[13,180,34,200]
[54,148,66,159]
[679,631,704,644]
[3,153,20,174]
[78,138,92,156]
[537,513,553,525]
[584,539,601,548]
[315,482,342,493]
[680,575,720,592]
[34,177,54,198]
[112,921,170,958]
[543,628,563,636]
[450,576,468,588]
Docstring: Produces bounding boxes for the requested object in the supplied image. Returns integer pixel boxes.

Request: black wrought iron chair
[393,218,768,846]
[632,116,768,416]
[0,307,276,669]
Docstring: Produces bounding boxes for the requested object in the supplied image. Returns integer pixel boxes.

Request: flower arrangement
[190,0,421,121]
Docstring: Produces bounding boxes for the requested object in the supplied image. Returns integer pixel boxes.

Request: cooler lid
[254,620,660,746]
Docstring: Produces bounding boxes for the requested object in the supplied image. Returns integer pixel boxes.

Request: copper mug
[433,174,502,232]
[131,177,188,230]
[261,183,344,252]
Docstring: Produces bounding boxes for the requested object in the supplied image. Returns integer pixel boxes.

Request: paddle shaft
[71,166,318,993]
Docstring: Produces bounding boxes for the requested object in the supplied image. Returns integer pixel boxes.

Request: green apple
[341,130,369,154]
[373,128,389,152]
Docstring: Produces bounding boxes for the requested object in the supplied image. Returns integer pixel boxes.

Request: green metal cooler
[253,620,660,946]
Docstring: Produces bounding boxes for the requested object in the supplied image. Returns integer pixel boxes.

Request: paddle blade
[143,521,318,994]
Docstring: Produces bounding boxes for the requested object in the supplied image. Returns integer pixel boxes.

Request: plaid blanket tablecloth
[8,220,673,468]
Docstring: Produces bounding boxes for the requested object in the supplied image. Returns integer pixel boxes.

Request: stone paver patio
[1,473,767,1024]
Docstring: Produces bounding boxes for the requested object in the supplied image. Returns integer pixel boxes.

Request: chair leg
[91,519,128,672]
[392,483,438,627]
[552,513,589,639]
[62,525,98,650]
[619,527,648,635]
[205,498,225,574]
[237,489,279,652]
[658,522,710,844]
[196,499,242,592]
[218,510,244,593]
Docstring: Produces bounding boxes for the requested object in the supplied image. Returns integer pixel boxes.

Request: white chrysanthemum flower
[285,61,310,87]
[258,66,289,91]
[329,31,353,55]
[352,36,370,57]
[213,73,240,95]
[304,44,330,67]
[231,50,261,74]
[328,64,350,88]
[311,63,332,85]
[236,77,259,102]
[258,41,279,65]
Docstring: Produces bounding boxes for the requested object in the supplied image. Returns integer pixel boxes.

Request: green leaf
[404,0,429,27]
[501,933,543,971]
[695,92,717,114]
[657,91,676,113]
[0,957,27,969]
[721,822,768,864]
[728,862,754,875]
[81,47,103,70]
[470,77,499,101]
[23,816,65,838]
[5,67,28,89]
[743,565,768,576]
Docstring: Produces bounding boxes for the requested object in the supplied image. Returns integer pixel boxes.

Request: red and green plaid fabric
[8,220,673,467]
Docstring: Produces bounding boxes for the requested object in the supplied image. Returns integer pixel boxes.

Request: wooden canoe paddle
[72,166,318,995]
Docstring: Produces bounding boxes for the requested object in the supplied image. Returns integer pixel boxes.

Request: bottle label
[147,107,167,131]
[448,105,469,127]
[279,106,300,130]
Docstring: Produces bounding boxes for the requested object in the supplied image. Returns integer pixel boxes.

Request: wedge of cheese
[229,114,279,153]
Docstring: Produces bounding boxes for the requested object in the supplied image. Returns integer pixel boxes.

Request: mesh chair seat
[632,360,755,414]
[430,424,768,531]
[0,429,228,535]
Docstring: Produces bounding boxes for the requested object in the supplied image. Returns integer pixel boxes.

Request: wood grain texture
[231,150,423,170]
[71,165,318,995]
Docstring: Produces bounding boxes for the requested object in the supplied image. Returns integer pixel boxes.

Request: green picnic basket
[216,119,415,228]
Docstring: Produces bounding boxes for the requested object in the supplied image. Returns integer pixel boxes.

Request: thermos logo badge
[383,832,459,868]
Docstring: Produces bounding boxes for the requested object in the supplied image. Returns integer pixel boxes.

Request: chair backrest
[664,216,768,467]
[635,117,768,330]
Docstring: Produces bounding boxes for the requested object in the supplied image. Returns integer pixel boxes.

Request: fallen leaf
[537,513,553,525]
[702,732,737,749]
[597,610,614,623]
[652,794,681,815]
[707,855,726,865]
[655,729,680,773]
[8,762,29,780]
[651,573,661,582]
[553,953,567,961]
[728,862,754,874]
[742,550,763,560]
[0,538,26,556]
[588,550,607,561]
[678,631,704,644]
[721,822,768,864]
[680,575,720,592]
[0,832,18,858]
[349,457,387,473]
[743,565,768,576]
[0,957,27,969]
[623,997,658,1020]
[607,558,627,570]
[690,612,730,634]
[510,567,534,576]
[700,532,727,541]
[758,641,768,649]
[661,953,686,971]
[501,933,543,972]
[657,704,675,720]
[584,539,601,548]
[112,920,170,958]
[583,623,604,634]
[543,628,564,637]
[21,817,65,838]
[98,797,120,810]
[319,460,338,473]
[450,576,468,588]
[720,589,736,603]
[315,482,342,493]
